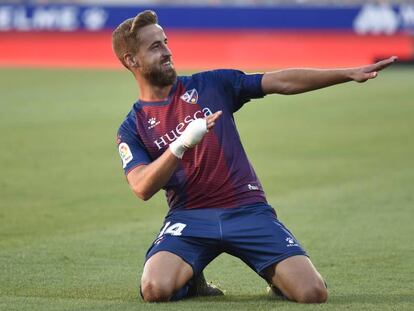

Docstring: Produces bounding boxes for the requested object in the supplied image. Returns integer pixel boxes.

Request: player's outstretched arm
[261,56,397,95]
[127,111,222,201]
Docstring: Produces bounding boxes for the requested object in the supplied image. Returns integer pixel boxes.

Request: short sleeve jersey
[117,69,268,210]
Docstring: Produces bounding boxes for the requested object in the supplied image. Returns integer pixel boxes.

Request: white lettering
[15,7,30,31]
[193,110,203,119]
[32,8,59,30]
[154,136,167,150]
[164,130,179,142]
[354,4,399,35]
[184,115,193,124]
[400,5,414,27]
[0,6,79,31]
[0,7,12,30]
[158,221,171,238]
[60,7,78,31]
[176,122,185,134]
[153,107,215,149]
[164,223,187,236]
[82,7,107,31]
[203,107,213,117]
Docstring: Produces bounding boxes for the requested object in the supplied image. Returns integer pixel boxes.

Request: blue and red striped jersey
[117,69,268,210]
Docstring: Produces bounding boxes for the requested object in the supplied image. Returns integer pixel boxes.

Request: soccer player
[112,10,396,303]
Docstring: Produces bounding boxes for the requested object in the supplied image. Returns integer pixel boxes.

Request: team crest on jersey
[118,142,133,168]
[180,89,198,104]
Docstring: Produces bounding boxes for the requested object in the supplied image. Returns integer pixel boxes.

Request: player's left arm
[261,56,397,95]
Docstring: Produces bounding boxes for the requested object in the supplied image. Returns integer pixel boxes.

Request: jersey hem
[168,200,269,213]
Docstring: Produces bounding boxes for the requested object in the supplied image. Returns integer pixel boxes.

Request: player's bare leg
[265,255,327,303]
[141,251,193,302]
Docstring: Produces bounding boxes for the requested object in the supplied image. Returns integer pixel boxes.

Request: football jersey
[117,69,268,210]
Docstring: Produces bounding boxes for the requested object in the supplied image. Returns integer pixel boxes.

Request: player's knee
[140,278,174,302]
[296,281,328,304]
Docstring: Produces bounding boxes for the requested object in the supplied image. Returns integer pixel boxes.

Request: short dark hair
[112,10,158,69]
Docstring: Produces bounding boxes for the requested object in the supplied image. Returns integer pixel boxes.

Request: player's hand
[205,110,223,131]
[169,110,223,159]
[182,110,222,146]
[350,56,398,83]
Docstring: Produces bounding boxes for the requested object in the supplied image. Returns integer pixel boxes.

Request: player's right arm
[123,111,222,201]
[127,150,180,201]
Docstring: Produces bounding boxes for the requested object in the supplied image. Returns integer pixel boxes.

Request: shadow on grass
[185,294,286,303]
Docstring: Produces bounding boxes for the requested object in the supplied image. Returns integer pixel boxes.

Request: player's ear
[124,54,140,68]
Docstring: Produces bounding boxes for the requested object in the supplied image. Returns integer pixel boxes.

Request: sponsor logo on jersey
[147,117,161,129]
[248,184,259,191]
[153,107,213,150]
[118,142,133,168]
[180,89,199,104]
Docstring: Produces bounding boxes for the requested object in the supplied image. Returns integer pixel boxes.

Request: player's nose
[162,44,172,57]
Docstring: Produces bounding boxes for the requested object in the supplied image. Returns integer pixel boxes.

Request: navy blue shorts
[145,204,307,278]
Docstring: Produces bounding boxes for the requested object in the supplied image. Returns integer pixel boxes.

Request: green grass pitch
[0,67,413,311]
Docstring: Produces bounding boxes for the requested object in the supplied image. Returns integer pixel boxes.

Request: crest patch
[180,89,199,104]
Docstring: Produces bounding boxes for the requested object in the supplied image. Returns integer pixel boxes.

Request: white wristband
[169,118,208,159]
[169,137,187,159]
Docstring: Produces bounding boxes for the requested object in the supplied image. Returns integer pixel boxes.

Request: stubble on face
[141,57,177,87]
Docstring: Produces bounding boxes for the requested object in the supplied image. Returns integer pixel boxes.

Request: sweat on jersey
[117,69,268,210]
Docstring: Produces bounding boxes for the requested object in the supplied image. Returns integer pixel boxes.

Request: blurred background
[0,0,413,69]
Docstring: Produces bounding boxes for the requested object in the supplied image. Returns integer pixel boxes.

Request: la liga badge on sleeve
[119,142,133,168]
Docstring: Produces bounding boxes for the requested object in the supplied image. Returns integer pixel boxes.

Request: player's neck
[137,79,173,102]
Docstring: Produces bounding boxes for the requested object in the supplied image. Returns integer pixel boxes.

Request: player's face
[135,24,177,87]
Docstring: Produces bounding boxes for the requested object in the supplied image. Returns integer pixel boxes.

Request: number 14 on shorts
[158,222,187,237]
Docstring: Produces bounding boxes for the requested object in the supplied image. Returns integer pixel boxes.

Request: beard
[141,61,177,87]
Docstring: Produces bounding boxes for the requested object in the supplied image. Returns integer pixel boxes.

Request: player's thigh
[222,204,307,275]
[141,251,193,295]
[141,212,221,294]
[265,255,327,303]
